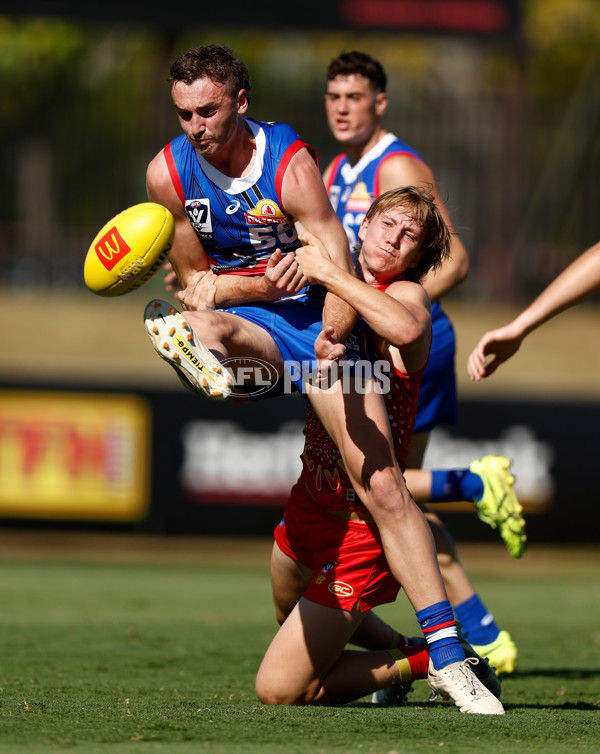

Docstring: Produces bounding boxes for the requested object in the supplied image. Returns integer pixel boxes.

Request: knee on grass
[255,675,318,706]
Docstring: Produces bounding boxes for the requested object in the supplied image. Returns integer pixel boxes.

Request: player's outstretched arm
[467,240,600,381]
[296,232,430,354]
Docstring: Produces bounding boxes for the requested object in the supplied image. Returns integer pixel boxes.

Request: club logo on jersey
[328,581,354,597]
[95,226,131,271]
[245,199,288,226]
[185,199,213,233]
[346,182,373,212]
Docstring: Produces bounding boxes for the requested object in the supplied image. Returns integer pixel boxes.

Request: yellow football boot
[470,455,527,558]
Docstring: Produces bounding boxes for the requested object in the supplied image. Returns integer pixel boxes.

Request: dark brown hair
[169,44,251,100]
[327,51,387,93]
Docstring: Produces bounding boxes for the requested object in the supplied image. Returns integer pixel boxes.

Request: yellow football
[84,202,175,297]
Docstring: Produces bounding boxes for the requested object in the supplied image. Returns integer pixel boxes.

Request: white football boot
[427,659,505,715]
[144,299,233,400]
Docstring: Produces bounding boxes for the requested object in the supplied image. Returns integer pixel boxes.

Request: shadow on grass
[354,699,600,711]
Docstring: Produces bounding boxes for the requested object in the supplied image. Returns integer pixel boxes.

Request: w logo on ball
[95,226,131,271]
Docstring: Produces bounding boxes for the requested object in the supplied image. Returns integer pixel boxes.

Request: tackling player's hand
[262,249,307,299]
[299,231,332,259]
[176,269,217,311]
[313,325,346,383]
[296,232,334,284]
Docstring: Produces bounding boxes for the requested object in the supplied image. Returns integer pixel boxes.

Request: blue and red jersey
[325,132,422,252]
[163,118,317,276]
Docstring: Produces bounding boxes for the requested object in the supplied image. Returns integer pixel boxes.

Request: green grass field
[0,532,598,754]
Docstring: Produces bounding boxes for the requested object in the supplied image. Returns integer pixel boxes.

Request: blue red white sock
[430,469,484,502]
[416,600,465,670]
[454,593,501,645]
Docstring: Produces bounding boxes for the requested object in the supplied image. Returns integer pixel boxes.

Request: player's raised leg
[143,299,286,396]
[144,299,234,398]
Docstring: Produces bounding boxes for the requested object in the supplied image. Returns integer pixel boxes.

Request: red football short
[274,480,400,612]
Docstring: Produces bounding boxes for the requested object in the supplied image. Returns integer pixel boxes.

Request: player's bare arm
[179,249,308,310]
[368,281,431,374]
[281,148,358,343]
[377,156,469,301]
[147,151,211,288]
[212,249,307,306]
[467,239,600,381]
[503,239,600,339]
[296,238,431,362]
